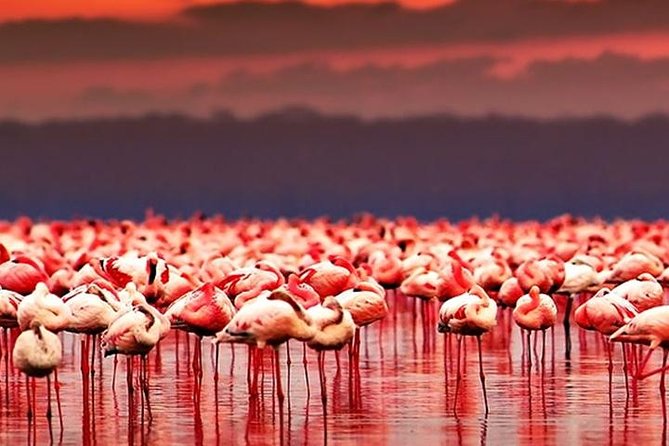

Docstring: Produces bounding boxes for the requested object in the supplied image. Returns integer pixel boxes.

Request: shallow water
[1,292,667,445]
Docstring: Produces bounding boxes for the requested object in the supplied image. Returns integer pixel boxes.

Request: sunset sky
[2,0,669,121]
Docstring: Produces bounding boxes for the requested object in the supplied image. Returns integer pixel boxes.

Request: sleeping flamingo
[438,285,497,414]
[13,322,63,425]
[513,286,557,369]
[165,282,236,376]
[215,290,316,403]
[17,283,72,333]
[306,297,356,405]
[575,287,639,398]
[218,260,285,309]
[0,255,49,295]
[610,273,664,311]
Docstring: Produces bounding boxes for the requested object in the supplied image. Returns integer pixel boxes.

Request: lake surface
[1,292,667,445]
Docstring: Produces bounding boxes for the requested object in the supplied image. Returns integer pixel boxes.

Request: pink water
[0,293,667,445]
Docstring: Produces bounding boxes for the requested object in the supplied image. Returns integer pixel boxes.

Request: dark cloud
[3,52,668,120]
[2,0,669,63]
[149,53,669,118]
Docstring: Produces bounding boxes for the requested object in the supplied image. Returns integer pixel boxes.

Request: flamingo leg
[563,296,572,360]
[112,355,118,390]
[214,344,220,383]
[606,339,613,409]
[526,331,532,373]
[661,350,668,422]
[53,367,64,431]
[454,336,462,414]
[636,362,669,381]
[26,375,32,420]
[318,351,327,407]
[46,374,53,420]
[274,348,284,406]
[477,336,489,415]
[541,330,546,378]
[635,346,658,380]
[622,344,630,402]
[303,343,311,399]
[142,355,152,421]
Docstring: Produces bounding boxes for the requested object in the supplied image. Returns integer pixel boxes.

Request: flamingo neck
[517,289,540,314]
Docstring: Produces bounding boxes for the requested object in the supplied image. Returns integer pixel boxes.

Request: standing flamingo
[574,287,638,399]
[165,282,236,377]
[438,285,497,414]
[610,306,669,419]
[556,257,602,359]
[13,322,62,426]
[513,286,557,369]
[306,297,356,405]
[215,290,316,404]
[101,288,170,420]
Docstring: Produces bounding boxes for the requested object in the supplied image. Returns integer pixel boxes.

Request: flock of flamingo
[2,214,669,438]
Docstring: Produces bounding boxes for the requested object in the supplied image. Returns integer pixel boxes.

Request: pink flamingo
[610,273,664,312]
[575,287,639,399]
[101,287,170,420]
[497,277,524,308]
[0,288,22,328]
[17,283,72,333]
[215,290,316,404]
[438,285,497,414]
[515,256,565,294]
[63,280,125,378]
[608,250,664,283]
[218,260,285,309]
[306,298,356,406]
[13,322,63,428]
[610,306,669,418]
[513,286,557,369]
[300,256,359,298]
[165,282,235,377]
[0,254,49,295]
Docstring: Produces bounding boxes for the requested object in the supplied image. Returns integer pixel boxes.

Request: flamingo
[438,252,476,300]
[218,260,285,309]
[165,282,236,377]
[610,306,669,380]
[608,250,664,283]
[438,285,497,414]
[215,290,316,403]
[165,282,235,337]
[610,273,664,311]
[497,277,524,308]
[63,280,126,377]
[13,323,62,425]
[472,251,512,293]
[306,297,356,405]
[367,248,404,289]
[300,256,359,298]
[513,286,557,369]
[515,256,565,294]
[0,255,49,295]
[574,287,639,398]
[0,288,22,328]
[610,305,669,418]
[63,281,125,334]
[17,283,72,333]
[556,257,602,359]
[101,285,170,419]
